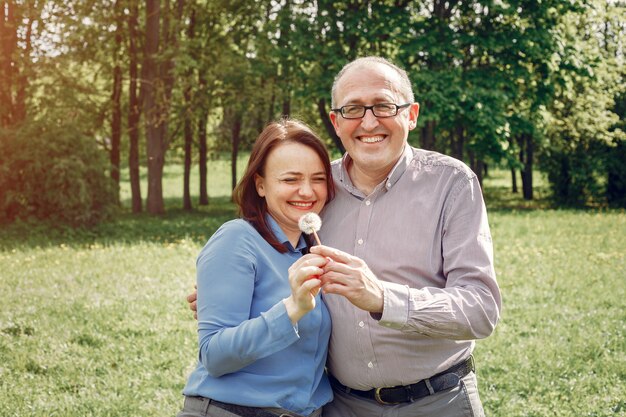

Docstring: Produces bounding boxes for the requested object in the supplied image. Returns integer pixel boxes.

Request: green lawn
[0,166,624,416]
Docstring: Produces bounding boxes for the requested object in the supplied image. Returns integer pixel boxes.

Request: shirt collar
[337,144,413,195]
[266,214,308,253]
[385,144,413,189]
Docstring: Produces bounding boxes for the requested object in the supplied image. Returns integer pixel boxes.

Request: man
[189,56,501,416]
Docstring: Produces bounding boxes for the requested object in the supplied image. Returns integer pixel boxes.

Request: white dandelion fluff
[298,213,322,246]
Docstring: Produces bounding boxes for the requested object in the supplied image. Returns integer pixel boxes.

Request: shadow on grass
[2,185,617,250]
[484,185,553,212]
[0,197,238,250]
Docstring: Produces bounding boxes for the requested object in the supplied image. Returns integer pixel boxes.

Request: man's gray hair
[331,56,415,108]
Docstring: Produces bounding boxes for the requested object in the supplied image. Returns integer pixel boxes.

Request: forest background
[0,0,625,223]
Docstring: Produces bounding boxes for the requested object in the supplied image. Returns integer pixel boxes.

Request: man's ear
[329,111,340,134]
[408,103,420,130]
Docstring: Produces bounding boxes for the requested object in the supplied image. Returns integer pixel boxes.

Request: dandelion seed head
[298,213,322,235]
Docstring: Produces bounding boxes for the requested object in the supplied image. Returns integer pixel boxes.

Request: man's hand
[310,245,384,313]
[187,285,198,320]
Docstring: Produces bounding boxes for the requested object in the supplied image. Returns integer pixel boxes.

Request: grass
[478,210,625,416]
[0,165,624,416]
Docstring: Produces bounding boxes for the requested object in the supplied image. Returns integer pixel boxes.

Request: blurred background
[0,0,624,224]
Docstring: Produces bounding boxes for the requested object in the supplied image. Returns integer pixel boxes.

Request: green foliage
[0,121,118,226]
[4,0,624,217]
[539,0,626,207]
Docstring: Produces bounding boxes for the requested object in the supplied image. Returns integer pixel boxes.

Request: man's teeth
[360,136,384,143]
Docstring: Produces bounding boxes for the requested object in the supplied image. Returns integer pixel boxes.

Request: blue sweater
[182,216,332,415]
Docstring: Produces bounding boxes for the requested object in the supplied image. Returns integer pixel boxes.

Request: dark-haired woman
[177,119,334,417]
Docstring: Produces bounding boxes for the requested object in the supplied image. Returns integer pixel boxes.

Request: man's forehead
[335,64,404,103]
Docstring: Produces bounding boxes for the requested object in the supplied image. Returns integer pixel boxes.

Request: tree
[141,0,183,214]
[127,0,143,213]
[110,0,123,198]
[0,120,117,226]
[541,0,625,206]
[0,0,36,128]
[181,2,196,211]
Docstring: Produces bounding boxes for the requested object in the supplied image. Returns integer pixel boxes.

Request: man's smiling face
[330,63,419,179]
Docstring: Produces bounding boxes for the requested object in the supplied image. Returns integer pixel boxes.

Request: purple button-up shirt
[319,145,501,390]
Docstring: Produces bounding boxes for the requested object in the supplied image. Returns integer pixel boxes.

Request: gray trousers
[323,371,485,417]
[177,396,323,417]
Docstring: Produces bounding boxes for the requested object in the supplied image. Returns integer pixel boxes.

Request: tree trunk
[317,98,345,154]
[421,120,436,150]
[231,114,243,193]
[279,0,291,117]
[111,64,122,190]
[268,90,276,125]
[183,84,193,211]
[141,0,182,214]
[468,149,484,186]
[143,0,165,214]
[197,60,209,206]
[521,134,534,200]
[0,1,30,127]
[182,7,195,211]
[451,124,464,161]
[110,0,123,197]
[13,2,32,125]
[128,0,142,213]
[511,168,518,193]
[198,106,209,205]
[0,1,16,127]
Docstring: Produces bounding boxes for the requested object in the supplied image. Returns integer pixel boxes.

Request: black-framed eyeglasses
[331,102,412,119]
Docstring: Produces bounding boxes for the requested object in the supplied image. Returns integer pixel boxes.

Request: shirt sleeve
[378,175,502,340]
[196,221,299,377]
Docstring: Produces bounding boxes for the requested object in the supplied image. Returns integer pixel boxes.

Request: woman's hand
[282,254,328,325]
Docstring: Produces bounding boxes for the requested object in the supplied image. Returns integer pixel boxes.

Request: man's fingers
[309,245,353,263]
[322,259,356,276]
[321,281,349,297]
[319,270,350,286]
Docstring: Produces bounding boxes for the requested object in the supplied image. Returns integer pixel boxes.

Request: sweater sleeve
[195,221,299,377]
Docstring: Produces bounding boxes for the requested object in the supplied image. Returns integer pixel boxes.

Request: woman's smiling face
[255,142,328,244]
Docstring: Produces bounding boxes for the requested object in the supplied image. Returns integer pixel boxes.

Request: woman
[178,119,335,417]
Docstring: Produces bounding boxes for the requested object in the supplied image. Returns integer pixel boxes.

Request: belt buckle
[374,387,399,405]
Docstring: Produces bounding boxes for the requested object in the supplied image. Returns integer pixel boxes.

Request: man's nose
[360,108,380,130]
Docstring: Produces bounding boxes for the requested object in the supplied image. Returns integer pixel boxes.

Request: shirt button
[365,200,371,206]
[357,239,363,245]
[386,182,392,188]
[368,362,374,368]
[358,321,365,327]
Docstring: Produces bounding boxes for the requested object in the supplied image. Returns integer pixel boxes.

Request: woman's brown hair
[233,119,335,253]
